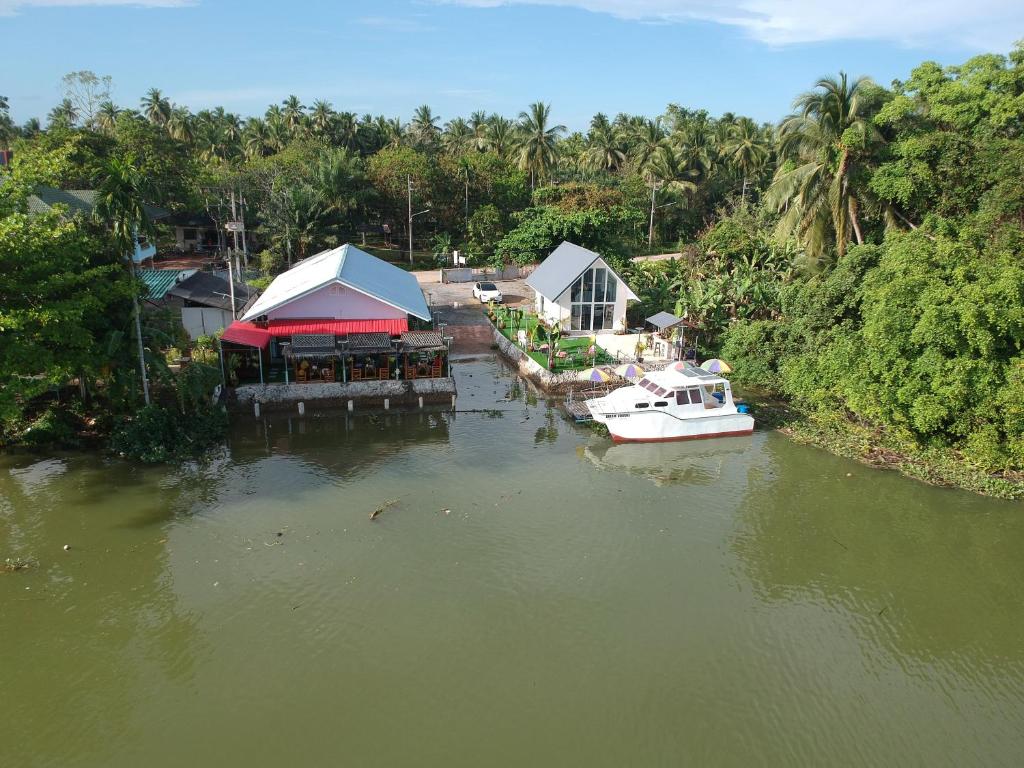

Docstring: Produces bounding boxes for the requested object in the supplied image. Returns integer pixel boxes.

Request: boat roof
[647,362,727,386]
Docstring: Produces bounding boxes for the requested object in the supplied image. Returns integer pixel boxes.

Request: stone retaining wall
[490,325,583,393]
[231,377,457,412]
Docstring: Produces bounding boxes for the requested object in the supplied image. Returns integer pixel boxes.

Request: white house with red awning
[220,244,438,386]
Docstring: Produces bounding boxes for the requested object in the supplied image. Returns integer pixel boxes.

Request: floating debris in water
[3,557,36,573]
[370,499,398,520]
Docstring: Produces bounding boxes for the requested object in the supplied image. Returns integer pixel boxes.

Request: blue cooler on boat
[737,404,750,414]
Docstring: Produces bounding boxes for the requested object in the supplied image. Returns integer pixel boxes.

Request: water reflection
[581,435,756,487]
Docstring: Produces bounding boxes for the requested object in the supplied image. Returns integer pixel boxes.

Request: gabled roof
[646,311,695,330]
[168,271,256,312]
[28,186,169,221]
[240,244,431,321]
[526,241,639,302]
[138,269,180,300]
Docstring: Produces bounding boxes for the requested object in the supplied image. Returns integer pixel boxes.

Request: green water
[2,359,1023,767]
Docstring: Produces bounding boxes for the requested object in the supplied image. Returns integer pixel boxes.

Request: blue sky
[2,0,1022,129]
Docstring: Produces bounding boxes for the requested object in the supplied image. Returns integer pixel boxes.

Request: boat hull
[598,411,755,443]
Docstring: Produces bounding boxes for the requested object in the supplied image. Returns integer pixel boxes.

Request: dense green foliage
[4,46,1024,477]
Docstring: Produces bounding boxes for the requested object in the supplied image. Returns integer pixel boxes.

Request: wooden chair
[431,357,443,377]
[296,368,309,383]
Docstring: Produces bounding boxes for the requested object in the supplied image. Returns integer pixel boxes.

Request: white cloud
[441,0,1024,49]
[0,0,193,15]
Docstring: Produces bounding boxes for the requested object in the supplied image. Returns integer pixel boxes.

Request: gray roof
[646,311,685,330]
[241,244,431,322]
[27,186,169,221]
[168,272,256,312]
[525,241,639,302]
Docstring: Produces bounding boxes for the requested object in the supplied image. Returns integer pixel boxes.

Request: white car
[472,281,503,303]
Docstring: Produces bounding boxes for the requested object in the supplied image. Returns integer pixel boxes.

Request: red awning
[221,318,409,349]
[221,321,271,349]
[267,318,408,336]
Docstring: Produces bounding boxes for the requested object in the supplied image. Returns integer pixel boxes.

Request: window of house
[569,265,619,331]
[183,228,197,240]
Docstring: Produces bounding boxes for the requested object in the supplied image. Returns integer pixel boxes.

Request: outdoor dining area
[223,329,451,386]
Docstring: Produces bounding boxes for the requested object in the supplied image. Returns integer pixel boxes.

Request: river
[2,358,1023,767]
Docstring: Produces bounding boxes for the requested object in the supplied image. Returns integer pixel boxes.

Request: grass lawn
[490,306,617,373]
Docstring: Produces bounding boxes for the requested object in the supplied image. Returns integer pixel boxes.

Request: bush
[110,402,227,464]
[259,249,285,277]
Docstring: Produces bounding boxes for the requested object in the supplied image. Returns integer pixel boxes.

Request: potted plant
[634,338,647,363]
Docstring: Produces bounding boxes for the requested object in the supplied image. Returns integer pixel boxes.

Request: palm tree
[410,104,440,148]
[765,72,879,260]
[640,146,697,246]
[334,111,358,150]
[47,98,79,128]
[166,106,194,143]
[442,117,472,154]
[584,113,625,172]
[629,118,668,170]
[95,156,155,406]
[487,115,514,160]
[243,118,272,159]
[140,88,170,126]
[95,101,121,135]
[469,110,490,152]
[281,95,305,136]
[721,117,769,200]
[309,100,335,137]
[516,101,565,189]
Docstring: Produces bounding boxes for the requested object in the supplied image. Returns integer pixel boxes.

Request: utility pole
[464,166,469,232]
[239,188,249,270]
[407,175,414,264]
[227,246,236,319]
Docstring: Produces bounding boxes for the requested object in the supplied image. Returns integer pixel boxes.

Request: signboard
[225,221,244,232]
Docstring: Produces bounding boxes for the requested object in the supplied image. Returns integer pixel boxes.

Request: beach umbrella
[614,363,645,379]
[700,358,732,374]
[578,367,612,383]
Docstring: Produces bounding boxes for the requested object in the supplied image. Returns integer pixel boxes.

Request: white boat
[586,362,754,443]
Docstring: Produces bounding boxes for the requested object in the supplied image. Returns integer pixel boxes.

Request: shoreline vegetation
[747,395,1024,500]
[3,49,1024,486]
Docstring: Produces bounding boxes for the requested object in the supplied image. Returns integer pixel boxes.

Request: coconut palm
[309,100,334,136]
[410,104,440,148]
[281,95,305,135]
[442,117,472,154]
[95,101,121,135]
[765,72,880,260]
[243,118,272,159]
[721,117,769,199]
[584,113,625,172]
[516,101,565,189]
[140,88,170,126]
[47,98,79,128]
[468,111,490,152]
[334,111,358,150]
[629,118,668,170]
[640,145,697,246]
[487,115,514,160]
[166,106,194,143]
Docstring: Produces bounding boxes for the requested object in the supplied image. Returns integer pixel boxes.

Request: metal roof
[400,331,445,351]
[168,272,256,312]
[27,186,169,221]
[525,241,639,302]
[138,269,181,300]
[646,311,689,330]
[345,333,395,352]
[241,244,431,322]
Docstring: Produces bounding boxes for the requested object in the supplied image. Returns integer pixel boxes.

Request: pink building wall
[266,283,407,321]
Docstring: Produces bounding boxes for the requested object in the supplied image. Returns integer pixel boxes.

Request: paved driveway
[420,277,533,309]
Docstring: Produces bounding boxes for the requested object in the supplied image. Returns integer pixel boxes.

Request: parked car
[472,281,503,303]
